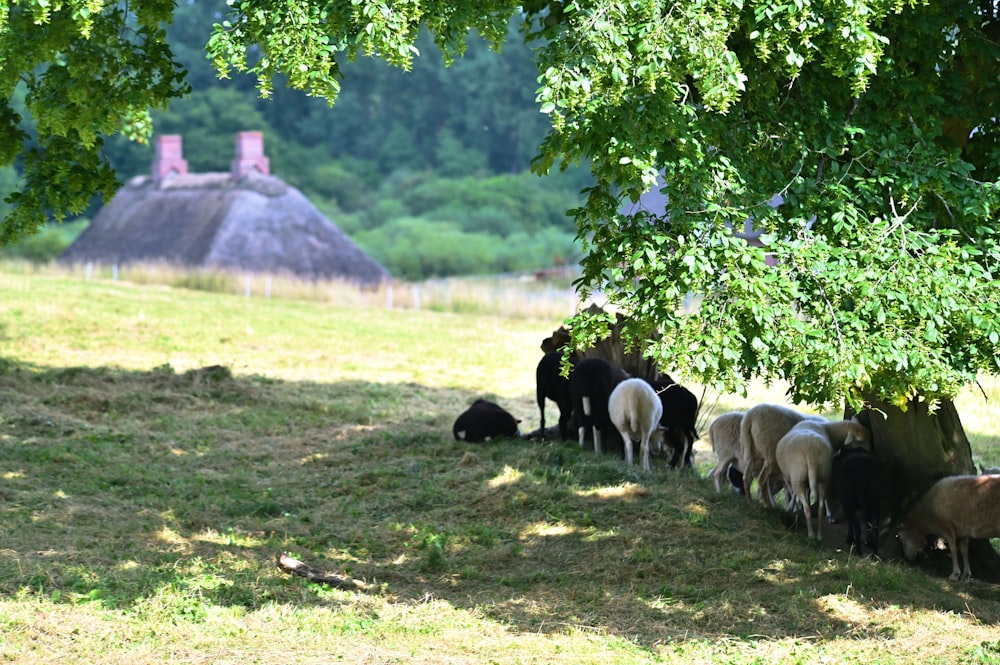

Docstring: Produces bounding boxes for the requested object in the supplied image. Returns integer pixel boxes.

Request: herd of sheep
[451,322,1000,583]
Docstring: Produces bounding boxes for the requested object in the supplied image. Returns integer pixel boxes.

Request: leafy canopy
[0,0,189,243]
[525,0,1000,411]
[3,0,1000,409]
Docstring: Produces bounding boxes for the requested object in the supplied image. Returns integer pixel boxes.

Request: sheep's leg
[579,396,592,448]
[620,428,634,466]
[652,428,665,456]
[795,481,814,538]
[759,465,778,508]
[680,437,693,471]
[946,534,963,582]
[959,536,972,582]
[538,399,546,438]
[557,406,571,441]
[640,433,651,472]
[815,485,825,540]
[741,459,760,503]
[865,510,880,556]
[845,513,860,552]
[593,426,603,454]
[711,461,726,493]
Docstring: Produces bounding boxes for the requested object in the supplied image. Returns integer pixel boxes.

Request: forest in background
[0,2,591,280]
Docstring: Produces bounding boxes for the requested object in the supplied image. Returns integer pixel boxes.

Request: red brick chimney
[231,131,270,180]
[152,135,188,181]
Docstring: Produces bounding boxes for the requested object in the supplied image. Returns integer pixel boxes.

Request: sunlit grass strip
[0,258,582,321]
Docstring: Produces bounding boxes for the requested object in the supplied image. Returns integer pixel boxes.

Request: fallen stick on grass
[276,553,371,592]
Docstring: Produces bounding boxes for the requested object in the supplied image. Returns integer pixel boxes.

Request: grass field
[1,268,1000,664]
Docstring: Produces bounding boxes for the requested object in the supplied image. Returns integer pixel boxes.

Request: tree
[3,0,1000,573]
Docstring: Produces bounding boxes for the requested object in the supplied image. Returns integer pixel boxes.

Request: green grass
[1,268,1000,663]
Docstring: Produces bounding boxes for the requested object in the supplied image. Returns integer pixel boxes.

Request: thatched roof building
[61,132,390,286]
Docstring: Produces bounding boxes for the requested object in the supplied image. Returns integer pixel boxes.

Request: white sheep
[740,404,826,507]
[775,418,873,540]
[608,378,664,471]
[708,411,745,493]
[898,474,1000,582]
[775,422,835,540]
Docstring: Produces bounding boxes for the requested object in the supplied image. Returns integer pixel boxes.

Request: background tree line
[1,2,589,280]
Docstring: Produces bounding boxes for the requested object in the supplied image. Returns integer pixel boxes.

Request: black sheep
[834,445,883,556]
[535,350,580,441]
[453,399,521,443]
[647,377,699,469]
[570,357,627,454]
[727,463,745,494]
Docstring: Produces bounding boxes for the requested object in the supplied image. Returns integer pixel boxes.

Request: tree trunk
[851,396,1000,582]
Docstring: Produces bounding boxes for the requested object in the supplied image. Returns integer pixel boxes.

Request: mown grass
[1,268,1000,664]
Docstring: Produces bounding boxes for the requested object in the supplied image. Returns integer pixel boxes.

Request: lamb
[570,357,628,454]
[648,377,699,469]
[709,411,745,492]
[740,404,826,507]
[776,419,872,540]
[608,378,664,471]
[452,399,521,443]
[833,446,883,556]
[535,350,580,440]
[898,474,1000,582]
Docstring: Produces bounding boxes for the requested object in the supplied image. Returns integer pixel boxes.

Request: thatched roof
[61,171,390,285]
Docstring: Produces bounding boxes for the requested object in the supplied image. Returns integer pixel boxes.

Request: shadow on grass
[2,360,1000,651]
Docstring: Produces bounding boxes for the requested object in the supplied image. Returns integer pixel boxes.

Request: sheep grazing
[648,378,699,469]
[775,421,836,540]
[570,357,628,454]
[608,378,664,471]
[834,446,883,556]
[452,399,521,443]
[740,404,826,507]
[898,474,1000,582]
[709,411,745,492]
[535,350,580,440]
[774,417,872,539]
